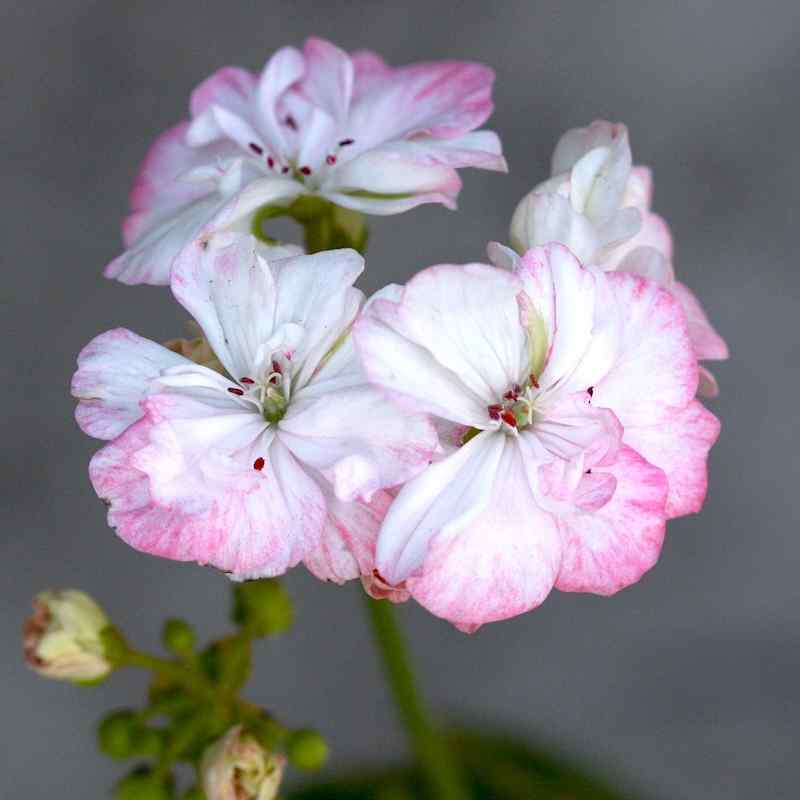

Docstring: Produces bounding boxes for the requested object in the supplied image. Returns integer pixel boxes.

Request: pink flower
[508,120,728,396]
[73,235,436,580]
[106,37,506,286]
[354,244,719,630]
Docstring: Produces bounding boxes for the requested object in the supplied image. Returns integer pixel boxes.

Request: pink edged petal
[670,281,729,361]
[72,329,189,440]
[592,271,698,427]
[348,60,495,150]
[350,49,390,99]
[622,400,720,519]
[187,67,258,147]
[279,381,437,502]
[555,445,668,595]
[324,142,463,212]
[376,431,506,585]
[551,120,629,177]
[404,131,507,172]
[90,399,325,579]
[108,193,224,286]
[697,366,720,398]
[394,262,527,402]
[304,484,392,584]
[623,166,653,211]
[607,210,673,267]
[616,246,675,285]
[405,436,562,629]
[301,37,354,125]
[354,296,489,426]
[324,187,459,216]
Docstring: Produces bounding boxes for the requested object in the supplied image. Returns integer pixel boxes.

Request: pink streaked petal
[280,382,437,503]
[301,37,354,124]
[593,271,697,427]
[670,281,729,361]
[622,400,720,519]
[304,483,392,584]
[324,188,459,215]
[405,131,507,172]
[324,142,463,205]
[555,445,668,595]
[406,436,562,630]
[348,60,495,150]
[350,49,390,100]
[72,329,189,440]
[376,431,505,585]
[90,410,324,579]
[255,46,305,158]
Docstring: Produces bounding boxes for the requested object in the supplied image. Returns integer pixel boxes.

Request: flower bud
[201,726,285,800]
[162,618,196,656]
[286,728,328,772]
[232,579,292,637]
[24,589,112,683]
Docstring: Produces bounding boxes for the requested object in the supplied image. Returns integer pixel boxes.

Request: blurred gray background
[3,1,798,797]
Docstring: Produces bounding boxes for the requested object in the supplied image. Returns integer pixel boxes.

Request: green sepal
[114,767,175,800]
[100,625,129,667]
[98,709,143,759]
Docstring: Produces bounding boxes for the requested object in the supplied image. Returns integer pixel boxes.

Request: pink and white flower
[106,37,506,286]
[73,235,436,580]
[354,244,719,630]
[508,120,728,396]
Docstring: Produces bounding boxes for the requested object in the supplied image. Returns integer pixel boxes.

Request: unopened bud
[24,590,112,683]
[232,579,292,637]
[201,726,285,800]
[286,728,328,772]
[162,618,195,656]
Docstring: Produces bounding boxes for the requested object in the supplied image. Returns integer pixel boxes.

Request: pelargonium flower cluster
[72,37,726,630]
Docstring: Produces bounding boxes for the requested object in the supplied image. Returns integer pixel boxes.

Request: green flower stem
[120,648,219,704]
[364,597,469,800]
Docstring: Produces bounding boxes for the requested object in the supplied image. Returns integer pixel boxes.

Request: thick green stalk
[364,596,469,800]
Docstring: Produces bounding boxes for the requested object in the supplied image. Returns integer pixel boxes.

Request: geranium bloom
[73,235,436,579]
[106,36,506,286]
[508,120,727,396]
[355,245,720,630]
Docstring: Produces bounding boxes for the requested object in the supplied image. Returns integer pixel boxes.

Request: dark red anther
[587,386,594,397]
[326,154,337,165]
[267,156,275,168]
[228,387,245,396]
[285,115,297,130]
[253,457,265,471]
[503,389,518,401]
[249,142,263,155]
[530,372,540,388]
[271,360,282,375]
[339,138,354,146]
[500,409,518,427]
[281,166,289,174]
[487,404,502,420]
[300,166,312,176]
[240,377,255,385]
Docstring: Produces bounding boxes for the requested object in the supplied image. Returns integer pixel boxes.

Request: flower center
[488,371,542,434]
